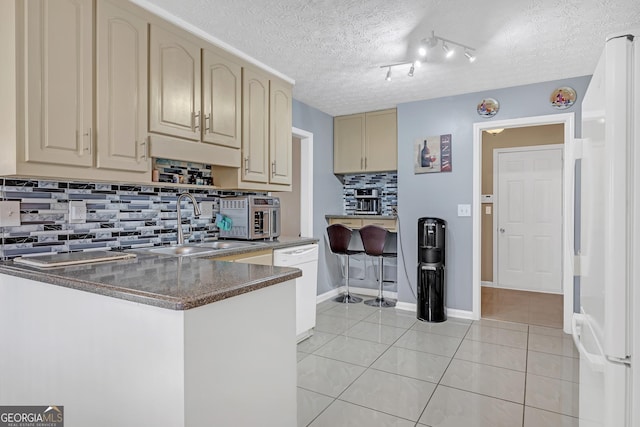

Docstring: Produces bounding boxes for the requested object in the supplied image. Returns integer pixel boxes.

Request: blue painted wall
[292,99,344,294]
[396,76,592,311]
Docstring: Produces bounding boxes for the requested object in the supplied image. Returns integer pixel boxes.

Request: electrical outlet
[0,201,21,226]
[457,204,471,217]
[199,201,214,219]
[68,200,87,224]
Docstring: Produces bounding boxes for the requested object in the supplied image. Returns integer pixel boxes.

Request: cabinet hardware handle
[271,161,276,177]
[83,128,92,155]
[204,113,211,133]
[139,138,147,161]
[365,157,367,169]
[360,157,363,169]
[244,157,249,174]
[191,111,201,132]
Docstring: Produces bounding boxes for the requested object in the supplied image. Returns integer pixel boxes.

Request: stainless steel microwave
[219,196,281,240]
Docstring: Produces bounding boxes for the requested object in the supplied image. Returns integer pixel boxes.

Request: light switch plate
[68,200,87,224]
[0,201,21,226]
[199,201,214,219]
[457,204,471,217]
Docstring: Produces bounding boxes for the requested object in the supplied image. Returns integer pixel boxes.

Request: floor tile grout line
[333,398,424,424]
[311,305,424,424]
[415,321,472,423]
[522,326,530,426]
[523,404,581,419]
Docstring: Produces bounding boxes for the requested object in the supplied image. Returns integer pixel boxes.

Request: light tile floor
[298,296,579,427]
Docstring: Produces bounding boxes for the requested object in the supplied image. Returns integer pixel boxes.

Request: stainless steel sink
[148,246,218,257]
[195,241,262,249]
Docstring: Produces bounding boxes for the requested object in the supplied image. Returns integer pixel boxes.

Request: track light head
[385,67,392,81]
[418,43,427,57]
[464,49,476,63]
[442,42,454,58]
[408,65,415,77]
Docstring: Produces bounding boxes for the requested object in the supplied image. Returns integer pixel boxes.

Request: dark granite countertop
[0,253,301,311]
[325,214,398,220]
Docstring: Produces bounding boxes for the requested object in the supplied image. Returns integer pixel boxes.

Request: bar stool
[360,225,396,308]
[327,224,363,304]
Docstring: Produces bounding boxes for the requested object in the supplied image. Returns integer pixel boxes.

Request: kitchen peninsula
[0,253,301,427]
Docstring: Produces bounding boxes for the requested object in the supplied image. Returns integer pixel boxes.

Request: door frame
[492,144,564,293]
[472,113,576,333]
[292,127,313,237]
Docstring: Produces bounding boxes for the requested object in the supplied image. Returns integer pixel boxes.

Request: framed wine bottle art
[414,134,452,174]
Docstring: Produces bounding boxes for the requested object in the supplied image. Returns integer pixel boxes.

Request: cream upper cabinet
[96,0,149,172]
[334,113,365,174]
[202,49,241,148]
[149,24,202,141]
[241,67,270,183]
[333,109,397,174]
[269,79,293,185]
[23,0,93,167]
[365,109,397,172]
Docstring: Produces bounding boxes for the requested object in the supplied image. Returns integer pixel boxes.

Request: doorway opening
[473,113,576,333]
[273,127,313,238]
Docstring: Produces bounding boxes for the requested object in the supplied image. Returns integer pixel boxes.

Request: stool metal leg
[334,254,362,303]
[365,256,396,308]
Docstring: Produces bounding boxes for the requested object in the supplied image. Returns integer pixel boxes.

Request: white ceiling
[141,0,640,116]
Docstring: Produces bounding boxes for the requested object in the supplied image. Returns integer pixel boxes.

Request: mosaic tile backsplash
[342,172,398,216]
[0,178,255,260]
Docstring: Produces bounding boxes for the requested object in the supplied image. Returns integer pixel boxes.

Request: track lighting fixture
[442,41,454,58]
[380,30,476,80]
[464,49,476,63]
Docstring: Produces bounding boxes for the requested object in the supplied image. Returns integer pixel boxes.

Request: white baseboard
[316,286,398,304]
[481,281,495,287]
[393,302,474,322]
[349,286,397,300]
[316,288,343,304]
[447,308,475,320]
[395,302,416,313]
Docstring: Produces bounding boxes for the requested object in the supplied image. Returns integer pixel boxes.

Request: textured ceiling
[141,0,640,116]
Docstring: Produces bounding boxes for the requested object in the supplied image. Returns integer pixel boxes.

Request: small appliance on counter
[354,188,381,215]
[417,217,446,322]
[219,196,280,240]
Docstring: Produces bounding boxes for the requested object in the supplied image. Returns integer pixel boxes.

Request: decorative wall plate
[477,98,499,117]
[550,86,577,109]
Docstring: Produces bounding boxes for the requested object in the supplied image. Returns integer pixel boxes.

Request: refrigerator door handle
[572,314,605,372]
[605,355,631,366]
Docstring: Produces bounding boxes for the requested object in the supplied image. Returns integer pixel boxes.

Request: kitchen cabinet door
[23,0,93,167]
[242,67,270,183]
[96,0,149,172]
[365,109,397,172]
[269,79,293,185]
[202,48,241,148]
[334,114,365,174]
[149,25,201,141]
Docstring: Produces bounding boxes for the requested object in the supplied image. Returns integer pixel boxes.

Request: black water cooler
[417,218,447,322]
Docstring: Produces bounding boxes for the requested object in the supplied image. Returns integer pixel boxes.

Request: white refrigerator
[573,30,639,426]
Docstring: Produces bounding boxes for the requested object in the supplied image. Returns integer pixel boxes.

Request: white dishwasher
[273,244,318,342]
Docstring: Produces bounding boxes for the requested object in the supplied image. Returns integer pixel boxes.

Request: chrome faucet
[176,193,202,245]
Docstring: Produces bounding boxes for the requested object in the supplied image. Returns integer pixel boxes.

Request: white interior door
[495,146,563,293]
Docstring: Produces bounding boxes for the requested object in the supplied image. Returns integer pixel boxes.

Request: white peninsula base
[0,274,297,427]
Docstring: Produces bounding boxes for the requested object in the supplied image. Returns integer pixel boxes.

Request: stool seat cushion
[359,225,388,256]
[327,224,355,255]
